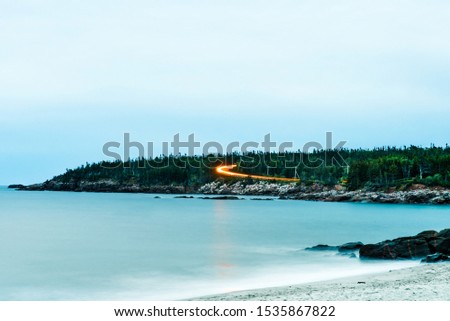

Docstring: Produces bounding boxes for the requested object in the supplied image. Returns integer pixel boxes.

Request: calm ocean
[0,187,448,300]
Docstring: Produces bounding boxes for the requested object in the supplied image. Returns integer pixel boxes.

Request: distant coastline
[9,145,450,205]
[9,180,450,205]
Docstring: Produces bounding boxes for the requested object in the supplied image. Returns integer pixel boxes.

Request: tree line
[54,145,450,190]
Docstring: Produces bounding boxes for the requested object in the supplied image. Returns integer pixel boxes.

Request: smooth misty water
[0,187,449,300]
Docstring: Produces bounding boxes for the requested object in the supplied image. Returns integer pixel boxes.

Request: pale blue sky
[1,0,449,184]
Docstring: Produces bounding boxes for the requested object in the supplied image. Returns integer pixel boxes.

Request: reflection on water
[212,200,235,279]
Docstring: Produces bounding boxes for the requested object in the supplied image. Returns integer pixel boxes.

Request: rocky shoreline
[8,180,450,204]
[9,180,191,194]
[198,181,450,204]
[306,228,450,263]
[199,228,450,301]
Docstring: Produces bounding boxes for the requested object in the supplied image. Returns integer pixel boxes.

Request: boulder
[360,243,396,259]
[437,229,450,239]
[436,238,450,255]
[426,237,445,253]
[431,196,447,204]
[360,236,433,259]
[421,253,449,263]
[305,244,338,251]
[394,237,431,258]
[360,230,450,260]
[404,191,436,204]
[338,242,364,252]
[415,230,438,239]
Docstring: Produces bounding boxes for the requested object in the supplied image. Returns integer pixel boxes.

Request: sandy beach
[195,263,450,301]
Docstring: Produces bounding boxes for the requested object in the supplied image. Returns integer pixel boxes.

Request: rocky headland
[9,180,450,205]
[10,179,190,194]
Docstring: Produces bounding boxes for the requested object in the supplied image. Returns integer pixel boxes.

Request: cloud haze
[1,0,449,184]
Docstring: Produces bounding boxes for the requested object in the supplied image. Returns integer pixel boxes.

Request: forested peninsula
[10,146,450,204]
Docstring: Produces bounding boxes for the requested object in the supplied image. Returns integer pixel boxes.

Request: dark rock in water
[338,242,364,252]
[394,237,431,258]
[436,238,450,255]
[200,196,241,200]
[154,196,161,198]
[348,253,357,258]
[415,230,438,239]
[174,196,194,199]
[250,198,274,201]
[305,244,338,251]
[426,237,444,253]
[360,237,432,259]
[8,184,25,189]
[360,243,396,259]
[437,229,450,239]
[359,228,450,260]
[421,253,449,263]
[306,242,363,253]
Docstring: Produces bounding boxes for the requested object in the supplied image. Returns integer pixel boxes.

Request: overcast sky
[1,0,450,184]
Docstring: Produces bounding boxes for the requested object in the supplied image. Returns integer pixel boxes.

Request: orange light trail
[215,165,300,182]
